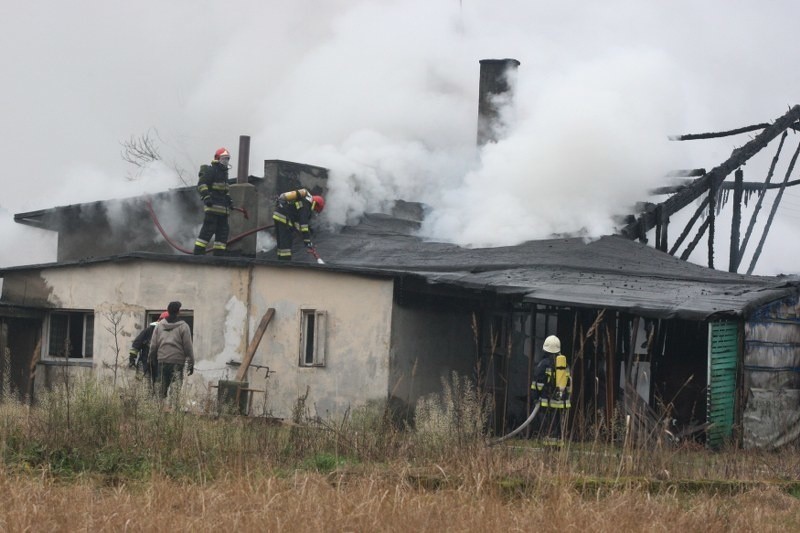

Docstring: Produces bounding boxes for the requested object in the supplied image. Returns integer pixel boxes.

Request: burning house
[2,60,800,449]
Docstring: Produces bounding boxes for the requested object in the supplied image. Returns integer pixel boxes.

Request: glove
[128,356,136,368]
[203,197,213,207]
[305,241,314,249]
[186,364,194,376]
[227,196,234,208]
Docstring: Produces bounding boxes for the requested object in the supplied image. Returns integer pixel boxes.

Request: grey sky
[2,1,799,273]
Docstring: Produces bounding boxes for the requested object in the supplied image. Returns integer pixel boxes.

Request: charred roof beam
[620,105,800,240]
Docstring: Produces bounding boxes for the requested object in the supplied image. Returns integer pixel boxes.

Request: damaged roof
[5,201,798,321]
[303,204,800,321]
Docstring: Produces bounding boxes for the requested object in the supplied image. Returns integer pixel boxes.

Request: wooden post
[669,196,709,256]
[740,132,787,263]
[236,308,275,382]
[657,206,669,252]
[707,180,716,269]
[605,315,616,426]
[729,169,743,272]
[747,139,800,274]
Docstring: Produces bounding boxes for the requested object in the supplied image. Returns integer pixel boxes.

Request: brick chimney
[477,58,520,146]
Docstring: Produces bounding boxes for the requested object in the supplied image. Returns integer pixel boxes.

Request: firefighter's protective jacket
[273,188,314,244]
[531,353,572,408]
[129,322,156,368]
[197,162,232,215]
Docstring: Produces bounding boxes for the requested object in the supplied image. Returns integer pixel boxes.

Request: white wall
[249,267,394,419]
[2,260,394,419]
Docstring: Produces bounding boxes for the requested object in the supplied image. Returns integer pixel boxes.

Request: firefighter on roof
[272,188,325,260]
[531,335,572,441]
[194,147,233,256]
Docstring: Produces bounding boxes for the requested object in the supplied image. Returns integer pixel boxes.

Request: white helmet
[543,335,561,354]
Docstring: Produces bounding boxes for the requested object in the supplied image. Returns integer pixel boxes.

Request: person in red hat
[150,301,195,400]
[194,147,234,256]
[272,188,325,260]
[128,310,169,393]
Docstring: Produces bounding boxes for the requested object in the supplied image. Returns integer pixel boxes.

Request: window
[300,309,326,367]
[146,310,194,337]
[47,311,94,358]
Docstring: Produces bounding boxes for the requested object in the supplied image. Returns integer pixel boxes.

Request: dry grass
[0,377,798,531]
[0,466,798,532]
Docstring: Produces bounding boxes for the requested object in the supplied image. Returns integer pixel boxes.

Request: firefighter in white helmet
[531,335,572,441]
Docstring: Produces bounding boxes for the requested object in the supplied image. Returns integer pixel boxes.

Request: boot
[193,246,206,255]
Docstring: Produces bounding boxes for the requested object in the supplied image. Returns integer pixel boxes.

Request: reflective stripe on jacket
[197,162,231,215]
[273,189,313,243]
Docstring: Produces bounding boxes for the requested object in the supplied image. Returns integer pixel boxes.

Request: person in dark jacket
[194,147,233,256]
[128,311,168,392]
[272,188,325,260]
[149,301,195,400]
[531,335,572,441]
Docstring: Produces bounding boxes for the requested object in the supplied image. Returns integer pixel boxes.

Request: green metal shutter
[707,321,739,448]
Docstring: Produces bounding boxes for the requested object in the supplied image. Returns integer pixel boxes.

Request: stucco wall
[2,261,249,386]
[247,267,393,419]
[389,300,475,408]
[1,260,393,420]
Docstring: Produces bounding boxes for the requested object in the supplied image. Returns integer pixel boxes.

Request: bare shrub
[414,371,489,451]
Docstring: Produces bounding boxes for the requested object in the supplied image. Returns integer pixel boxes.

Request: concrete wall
[247,267,393,419]
[54,191,201,262]
[33,160,328,262]
[1,259,393,419]
[389,300,475,409]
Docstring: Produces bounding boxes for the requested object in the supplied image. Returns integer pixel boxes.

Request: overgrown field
[0,378,798,531]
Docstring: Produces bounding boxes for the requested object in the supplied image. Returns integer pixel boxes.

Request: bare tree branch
[120,128,191,185]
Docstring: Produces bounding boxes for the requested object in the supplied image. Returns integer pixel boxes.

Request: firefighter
[128,311,168,393]
[272,188,325,260]
[194,147,233,256]
[531,335,572,441]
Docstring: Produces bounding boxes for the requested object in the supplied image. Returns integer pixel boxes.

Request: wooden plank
[710,342,737,348]
[707,320,740,449]
[235,308,275,382]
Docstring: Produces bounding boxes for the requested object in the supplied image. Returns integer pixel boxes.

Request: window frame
[299,309,327,367]
[44,310,95,359]
[145,310,194,337]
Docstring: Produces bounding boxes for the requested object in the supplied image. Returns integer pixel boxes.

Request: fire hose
[145,197,324,263]
[486,401,541,446]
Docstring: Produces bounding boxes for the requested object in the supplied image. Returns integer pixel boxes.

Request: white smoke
[421,48,686,246]
[3,1,800,273]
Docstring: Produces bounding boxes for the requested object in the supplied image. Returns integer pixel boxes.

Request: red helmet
[312,195,325,213]
[214,147,230,161]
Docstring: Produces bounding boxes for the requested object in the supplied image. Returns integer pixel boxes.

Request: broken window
[46,311,94,358]
[300,309,326,367]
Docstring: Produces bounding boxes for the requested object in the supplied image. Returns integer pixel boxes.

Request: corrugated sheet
[743,293,800,448]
